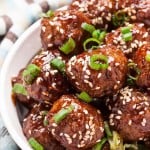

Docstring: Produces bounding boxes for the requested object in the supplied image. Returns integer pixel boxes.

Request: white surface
[0,19,42,150]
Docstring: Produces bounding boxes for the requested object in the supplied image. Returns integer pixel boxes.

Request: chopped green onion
[77,91,92,103]
[12,83,28,96]
[40,110,48,116]
[108,131,124,150]
[92,30,106,42]
[127,78,135,86]
[23,64,40,84]
[121,25,133,42]
[92,29,101,39]
[122,32,132,42]
[89,54,108,70]
[121,26,131,34]
[53,105,74,124]
[98,31,106,42]
[28,138,44,150]
[127,62,140,81]
[43,117,49,126]
[42,10,54,18]
[124,144,138,150]
[59,38,76,55]
[83,38,100,51]
[104,121,112,138]
[112,11,129,27]
[145,53,150,62]
[92,137,107,150]
[81,22,96,34]
[50,58,65,73]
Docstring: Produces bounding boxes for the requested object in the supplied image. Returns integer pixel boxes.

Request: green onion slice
[83,38,100,51]
[81,22,96,34]
[92,137,107,150]
[77,91,92,103]
[92,29,101,39]
[50,58,65,73]
[112,11,129,27]
[53,105,74,124]
[40,111,48,116]
[121,26,131,34]
[12,83,28,96]
[108,131,124,150]
[127,62,140,81]
[121,26,133,42]
[145,53,150,62]
[42,10,54,18]
[89,54,108,70]
[28,138,44,150]
[98,31,106,42]
[43,117,49,126]
[92,30,106,42]
[59,38,76,55]
[104,121,112,138]
[122,32,132,42]
[23,64,40,84]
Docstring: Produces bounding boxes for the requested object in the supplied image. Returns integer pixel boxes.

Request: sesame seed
[85,124,89,129]
[128,120,132,126]
[51,129,55,135]
[139,111,144,115]
[115,116,121,120]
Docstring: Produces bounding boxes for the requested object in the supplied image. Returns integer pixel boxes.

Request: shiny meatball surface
[41,10,91,55]
[25,49,69,103]
[66,45,127,98]
[105,23,150,56]
[109,87,150,141]
[23,103,65,150]
[69,0,150,27]
[133,44,150,89]
[69,0,114,27]
[47,95,104,150]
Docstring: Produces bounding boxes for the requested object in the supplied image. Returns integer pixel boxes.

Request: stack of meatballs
[12,0,150,149]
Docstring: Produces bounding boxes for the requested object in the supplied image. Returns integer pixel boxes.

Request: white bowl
[0,19,41,150]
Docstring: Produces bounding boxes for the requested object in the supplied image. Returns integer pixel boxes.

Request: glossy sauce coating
[48,95,104,150]
[66,45,127,98]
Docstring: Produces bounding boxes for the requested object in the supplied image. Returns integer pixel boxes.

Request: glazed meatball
[23,49,69,103]
[133,44,150,89]
[111,0,150,26]
[69,0,114,28]
[23,103,65,150]
[105,23,150,56]
[66,45,127,98]
[41,10,91,55]
[47,95,104,150]
[69,0,150,27]
[109,87,150,141]
[12,70,35,105]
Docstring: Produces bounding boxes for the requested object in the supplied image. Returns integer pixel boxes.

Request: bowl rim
[0,19,41,150]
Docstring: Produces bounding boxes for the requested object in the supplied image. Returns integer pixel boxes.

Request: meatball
[69,0,150,27]
[47,95,104,150]
[111,0,150,26]
[105,23,150,56]
[12,70,35,105]
[69,0,114,28]
[41,10,91,55]
[133,44,150,89]
[109,87,150,141]
[23,103,65,150]
[66,45,127,98]
[23,49,69,103]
